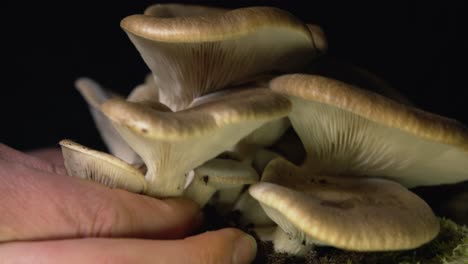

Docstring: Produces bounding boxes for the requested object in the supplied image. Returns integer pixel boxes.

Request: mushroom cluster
[60,3,468,257]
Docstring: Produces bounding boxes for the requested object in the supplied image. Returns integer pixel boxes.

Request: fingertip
[184,228,257,264]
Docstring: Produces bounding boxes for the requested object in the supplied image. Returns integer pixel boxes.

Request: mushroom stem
[184,174,216,206]
[252,226,276,241]
[213,187,244,213]
[272,227,313,256]
[233,191,275,228]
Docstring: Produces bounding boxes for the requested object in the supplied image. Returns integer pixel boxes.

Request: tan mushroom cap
[101,88,291,197]
[121,6,321,110]
[270,74,468,187]
[59,139,147,193]
[249,158,439,251]
[75,78,140,164]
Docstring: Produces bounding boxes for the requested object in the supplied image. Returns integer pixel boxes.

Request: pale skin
[0,144,257,263]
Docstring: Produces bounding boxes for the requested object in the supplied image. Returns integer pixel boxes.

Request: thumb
[0,228,258,264]
[171,228,258,264]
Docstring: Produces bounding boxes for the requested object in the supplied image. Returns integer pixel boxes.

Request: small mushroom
[121,6,323,110]
[249,158,440,255]
[59,139,147,193]
[270,74,468,187]
[74,78,140,164]
[101,87,291,197]
[184,158,258,207]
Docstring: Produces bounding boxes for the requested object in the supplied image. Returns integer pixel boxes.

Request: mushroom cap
[101,87,290,197]
[194,159,258,188]
[189,88,291,157]
[270,74,468,187]
[249,158,439,251]
[75,78,140,164]
[102,87,290,140]
[59,139,147,193]
[184,158,258,206]
[121,6,322,110]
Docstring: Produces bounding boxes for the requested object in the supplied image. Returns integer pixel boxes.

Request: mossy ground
[202,206,468,264]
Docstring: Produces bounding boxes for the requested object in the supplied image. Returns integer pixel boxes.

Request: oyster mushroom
[184,158,258,207]
[249,158,439,255]
[75,78,140,164]
[190,88,291,161]
[59,139,147,193]
[121,6,324,110]
[270,74,468,187]
[101,87,291,197]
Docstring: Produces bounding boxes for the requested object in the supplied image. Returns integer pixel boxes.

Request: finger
[27,147,65,167]
[0,159,201,242]
[0,228,257,264]
[0,143,66,175]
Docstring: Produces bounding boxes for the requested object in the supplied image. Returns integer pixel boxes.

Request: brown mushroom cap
[121,6,322,110]
[270,74,468,187]
[59,139,147,193]
[249,158,439,252]
[101,87,290,197]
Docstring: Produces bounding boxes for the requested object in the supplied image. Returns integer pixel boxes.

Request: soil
[200,205,466,264]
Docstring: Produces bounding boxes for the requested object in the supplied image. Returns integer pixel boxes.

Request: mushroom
[270,74,468,187]
[74,78,141,164]
[59,139,147,193]
[121,6,324,110]
[101,87,291,197]
[184,158,258,207]
[249,158,440,255]
[190,87,291,161]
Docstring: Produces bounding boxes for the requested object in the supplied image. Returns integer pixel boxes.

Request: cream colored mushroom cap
[59,139,146,193]
[121,6,312,43]
[249,158,439,251]
[270,74,468,149]
[270,74,468,187]
[101,88,291,141]
[121,6,321,110]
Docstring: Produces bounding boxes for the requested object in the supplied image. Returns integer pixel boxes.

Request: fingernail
[232,233,257,264]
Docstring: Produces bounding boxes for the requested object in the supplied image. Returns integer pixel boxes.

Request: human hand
[0,144,257,263]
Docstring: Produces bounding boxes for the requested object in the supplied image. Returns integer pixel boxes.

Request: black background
[2,1,465,150]
[2,1,467,223]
